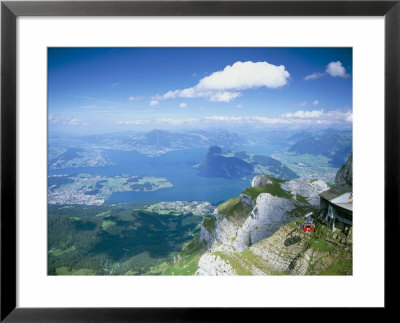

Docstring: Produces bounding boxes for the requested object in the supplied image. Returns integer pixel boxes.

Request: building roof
[320,186,353,215]
[335,203,353,212]
[319,186,351,201]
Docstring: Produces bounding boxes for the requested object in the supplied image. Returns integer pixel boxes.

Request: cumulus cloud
[326,61,350,78]
[179,102,187,108]
[209,91,242,102]
[305,61,350,81]
[154,61,290,103]
[197,61,290,90]
[149,100,159,106]
[312,100,319,105]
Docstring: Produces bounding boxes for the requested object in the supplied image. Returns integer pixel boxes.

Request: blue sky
[48,48,352,134]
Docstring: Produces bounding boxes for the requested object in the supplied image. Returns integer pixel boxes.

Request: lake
[48,148,253,204]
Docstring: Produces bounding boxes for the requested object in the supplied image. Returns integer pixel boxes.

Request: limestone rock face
[240,193,255,208]
[199,225,214,247]
[198,176,328,254]
[195,172,351,276]
[200,209,241,251]
[199,193,297,253]
[233,194,295,251]
[248,224,310,274]
[334,151,352,188]
[196,222,351,276]
[251,175,273,188]
[281,179,329,205]
[196,253,235,276]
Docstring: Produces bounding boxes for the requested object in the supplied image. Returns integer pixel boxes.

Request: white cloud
[179,102,187,108]
[68,118,81,125]
[68,118,88,126]
[197,61,290,91]
[304,72,326,81]
[116,120,146,125]
[282,109,352,124]
[205,116,243,122]
[312,100,319,105]
[282,110,324,119]
[111,82,119,88]
[48,115,58,123]
[209,91,242,102]
[116,108,352,128]
[128,96,145,101]
[49,116,88,126]
[154,61,290,102]
[149,100,159,106]
[345,113,353,122]
[236,104,243,109]
[305,61,350,81]
[326,61,350,78]
[116,118,196,126]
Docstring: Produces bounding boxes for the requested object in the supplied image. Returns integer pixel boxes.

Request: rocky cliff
[194,175,348,275]
[198,175,327,253]
[197,219,352,275]
[333,151,352,188]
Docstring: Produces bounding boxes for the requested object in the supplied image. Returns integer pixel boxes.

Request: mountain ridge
[197,146,298,180]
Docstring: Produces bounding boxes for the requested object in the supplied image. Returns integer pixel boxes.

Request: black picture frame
[1,0,399,321]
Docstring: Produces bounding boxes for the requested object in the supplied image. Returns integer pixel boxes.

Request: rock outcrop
[197,219,352,276]
[239,193,255,208]
[196,253,235,276]
[281,179,328,205]
[199,211,239,252]
[251,175,273,188]
[233,193,295,251]
[333,151,352,188]
[195,150,355,276]
[196,175,330,275]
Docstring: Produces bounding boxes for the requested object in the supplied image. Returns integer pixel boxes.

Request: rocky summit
[194,173,352,275]
[198,175,327,254]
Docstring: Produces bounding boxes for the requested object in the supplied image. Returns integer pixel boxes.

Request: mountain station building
[319,187,352,234]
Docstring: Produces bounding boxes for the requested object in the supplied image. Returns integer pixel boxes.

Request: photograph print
[48,48,353,276]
